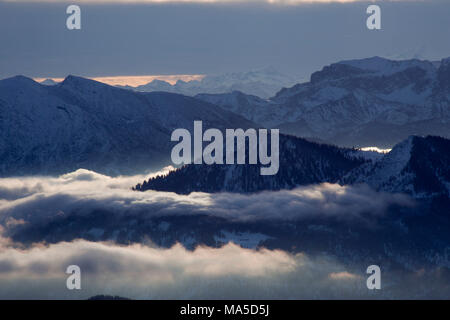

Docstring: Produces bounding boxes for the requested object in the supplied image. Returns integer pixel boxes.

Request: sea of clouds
[0,168,413,226]
[0,168,442,299]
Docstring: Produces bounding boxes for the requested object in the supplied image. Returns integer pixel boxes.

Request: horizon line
[32,74,205,86]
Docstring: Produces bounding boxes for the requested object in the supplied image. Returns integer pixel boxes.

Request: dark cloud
[0,1,449,78]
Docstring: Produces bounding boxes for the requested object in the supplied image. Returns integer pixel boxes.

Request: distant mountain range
[118,67,301,99]
[2,58,450,299]
[2,56,450,176]
[197,57,450,148]
[40,78,59,86]
[136,135,450,199]
[33,56,450,149]
[0,75,253,176]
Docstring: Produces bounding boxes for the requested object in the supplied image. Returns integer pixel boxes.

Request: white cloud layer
[0,169,413,228]
[0,170,443,299]
[0,232,442,299]
[0,234,372,299]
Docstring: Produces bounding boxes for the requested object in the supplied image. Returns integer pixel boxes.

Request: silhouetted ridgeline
[135,135,450,198]
[134,135,367,194]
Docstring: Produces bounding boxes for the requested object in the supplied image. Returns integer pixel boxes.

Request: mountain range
[343,135,450,198]
[7,135,450,282]
[197,57,450,148]
[134,134,367,194]
[135,135,450,199]
[2,63,449,290]
[119,67,301,99]
[0,75,253,176]
[2,56,450,178]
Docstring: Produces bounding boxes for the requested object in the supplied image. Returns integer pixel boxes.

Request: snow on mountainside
[196,57,450,148]
[120,68,301,99]
[0,75,254,176]
[134,135,367,194]
[195,91,280,126]
[39,78,59,86]
[343,135,450,198]
[135,135,450,199]
[338,56,436,76]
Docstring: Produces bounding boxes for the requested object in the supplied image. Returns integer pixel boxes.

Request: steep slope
[196,57,450,148]
[134,134,450,197]
[344,135,450,198]
[134,135,367,194]
[195,91,280,126]
[0,75,254,176]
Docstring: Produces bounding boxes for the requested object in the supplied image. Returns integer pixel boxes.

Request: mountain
[195,57,450,148]
[0,75,254,176]
[39,78,58,86]
[343,135,450,198]
[121,68,301,99]
[134,135,367,194]
[195,91,280,127]
[135,135,450,198]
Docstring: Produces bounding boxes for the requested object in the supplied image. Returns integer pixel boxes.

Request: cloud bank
[0,235,377,299]
[0,233,445,300]
[0,169,413,229]
[0,170,444,299]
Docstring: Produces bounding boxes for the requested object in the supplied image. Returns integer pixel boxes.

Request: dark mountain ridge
[135,135,450,199]
[134,134,367,194]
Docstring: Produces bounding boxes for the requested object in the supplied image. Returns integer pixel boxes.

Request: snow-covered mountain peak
[40,78,58,86]
[0,76,255,176]
[0,76,45,101]
[60,75,110,90]
[152,79,172,85]
[339,56,391,70]
[365,135,415,186]
[203,56,450,148]
[345,135,450,197]
[338,56,436,76]
[122,68,300,99]
[0,75,40,88]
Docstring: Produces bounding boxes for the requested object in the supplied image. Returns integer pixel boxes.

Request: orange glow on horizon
[34,74,205,86]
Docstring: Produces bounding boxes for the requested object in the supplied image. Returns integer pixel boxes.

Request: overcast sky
[0,0,449,79]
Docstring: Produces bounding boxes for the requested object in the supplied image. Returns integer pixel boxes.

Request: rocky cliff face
[196,57,450,148]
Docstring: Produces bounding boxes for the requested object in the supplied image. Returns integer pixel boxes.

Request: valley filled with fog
[0,166,448,299]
